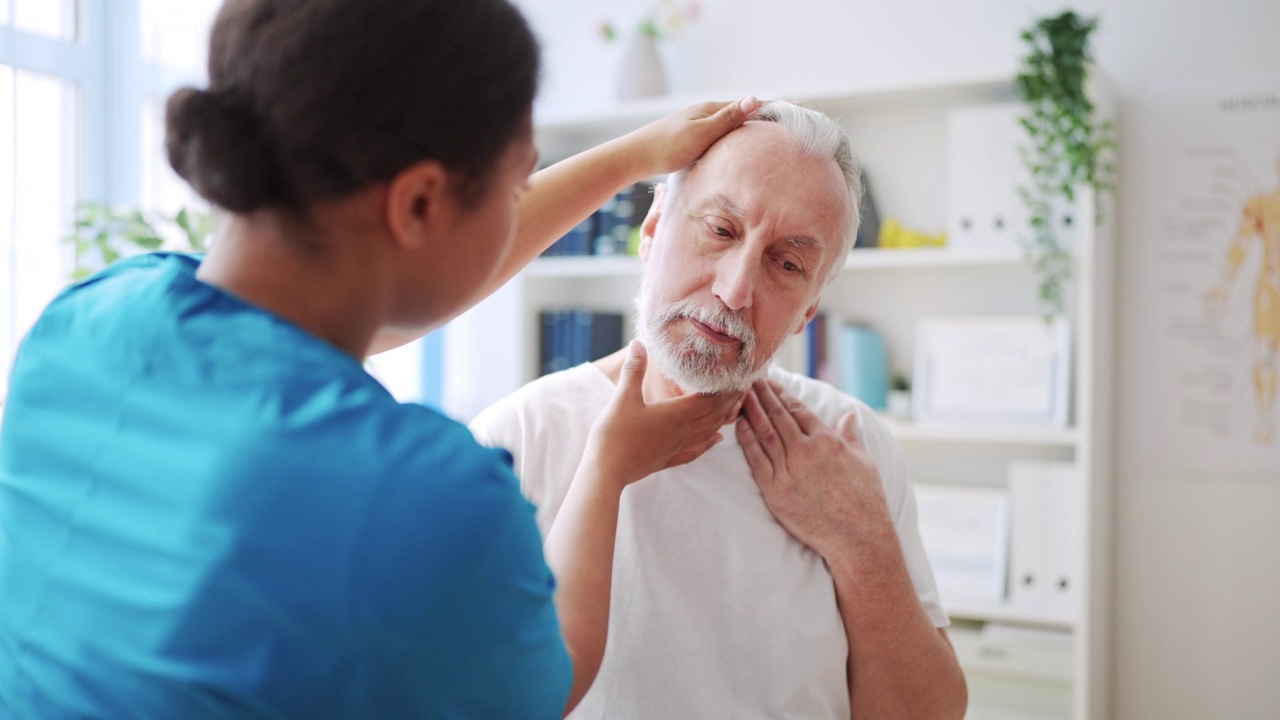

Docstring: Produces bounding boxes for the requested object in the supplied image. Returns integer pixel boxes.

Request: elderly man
[470,102,967,718]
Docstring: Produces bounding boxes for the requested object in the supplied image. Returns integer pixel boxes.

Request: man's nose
[712,250,757,311]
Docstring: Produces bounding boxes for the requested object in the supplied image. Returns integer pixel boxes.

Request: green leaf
[135,235,164,250]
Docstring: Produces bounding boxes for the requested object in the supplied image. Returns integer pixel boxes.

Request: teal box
[839,325,888,410]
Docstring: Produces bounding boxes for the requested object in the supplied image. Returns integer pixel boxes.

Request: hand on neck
[595,346,690,403]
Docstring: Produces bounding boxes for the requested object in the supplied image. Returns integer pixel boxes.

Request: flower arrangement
[599,0,701,43]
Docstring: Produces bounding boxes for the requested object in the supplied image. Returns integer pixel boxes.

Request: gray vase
[615,33,667,101]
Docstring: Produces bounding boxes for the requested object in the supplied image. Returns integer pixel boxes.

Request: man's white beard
[633,276,776,395]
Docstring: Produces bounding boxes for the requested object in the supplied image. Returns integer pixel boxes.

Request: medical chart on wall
[1133,77,1280,476]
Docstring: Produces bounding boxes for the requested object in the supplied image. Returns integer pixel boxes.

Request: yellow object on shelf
[879,218,946,249]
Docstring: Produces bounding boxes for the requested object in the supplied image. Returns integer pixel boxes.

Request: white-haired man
[470,102,968,718]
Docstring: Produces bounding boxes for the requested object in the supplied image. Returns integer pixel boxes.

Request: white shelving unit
[454,72,1117,720]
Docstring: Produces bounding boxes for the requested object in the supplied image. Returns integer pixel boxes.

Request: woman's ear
[385,159,451,250]
[638,183,666,262]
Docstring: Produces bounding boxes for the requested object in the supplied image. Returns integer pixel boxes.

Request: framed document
[914,484,1011,605]
[913,316,1072,427]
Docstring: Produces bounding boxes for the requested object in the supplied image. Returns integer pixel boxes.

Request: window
[137,0,220,216]
[12,0,77,42]
[0,1,433,407]
[0,0,86,401]
[0,1,219,402]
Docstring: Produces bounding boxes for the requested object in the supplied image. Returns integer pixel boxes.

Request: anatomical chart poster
[1133,77,1280,476]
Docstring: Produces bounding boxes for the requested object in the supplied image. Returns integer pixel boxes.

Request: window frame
[0,0,209,402]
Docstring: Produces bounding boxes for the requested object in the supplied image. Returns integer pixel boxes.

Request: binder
[946,103,1031,253]
[587,312,625,362]
[1007,461,1082,622]
[838,324,888,410]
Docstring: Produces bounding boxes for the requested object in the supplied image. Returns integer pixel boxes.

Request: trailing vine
[1016,11,1116,314]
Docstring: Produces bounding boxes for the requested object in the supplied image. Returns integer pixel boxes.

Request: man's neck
[593,347,689,403]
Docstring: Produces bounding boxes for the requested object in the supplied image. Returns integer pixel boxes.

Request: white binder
[946,103,1032,253]
[1007,461,1083,622]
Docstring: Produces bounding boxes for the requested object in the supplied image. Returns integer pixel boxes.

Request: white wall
[513,0,1280,717]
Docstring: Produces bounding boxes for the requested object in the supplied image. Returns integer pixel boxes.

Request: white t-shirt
[469,363,947,719]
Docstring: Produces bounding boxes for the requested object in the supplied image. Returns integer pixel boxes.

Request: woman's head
[166,0,540,215]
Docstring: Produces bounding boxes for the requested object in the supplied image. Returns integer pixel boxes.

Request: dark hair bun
[165,87,283,212]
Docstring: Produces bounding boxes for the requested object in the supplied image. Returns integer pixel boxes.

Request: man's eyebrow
[702,192,828,255]
[782,235,823,254]
[705,193,745,218]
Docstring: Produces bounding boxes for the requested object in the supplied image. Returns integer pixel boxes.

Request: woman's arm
[543,342,741,715]
[368,98,759,356]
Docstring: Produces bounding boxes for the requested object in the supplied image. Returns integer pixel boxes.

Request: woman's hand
[583,340,742,488]
[620,96,761,179]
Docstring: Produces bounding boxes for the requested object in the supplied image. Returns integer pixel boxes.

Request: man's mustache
[655,300,755,348]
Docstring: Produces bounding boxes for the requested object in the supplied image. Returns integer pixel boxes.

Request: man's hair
[665,101,863,283]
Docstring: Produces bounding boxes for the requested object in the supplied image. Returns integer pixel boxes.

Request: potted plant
[887,373,912,418]
[64,202,214,281]
[1015,10,1116,315]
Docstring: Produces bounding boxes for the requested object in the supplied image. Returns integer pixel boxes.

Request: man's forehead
[697,120,796,167]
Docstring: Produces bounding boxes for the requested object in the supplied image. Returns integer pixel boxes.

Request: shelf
[526,247,1026,279]
[525,255,641,278]
[844,247,1025,270]
[946,601,1076,631]
[880,416,1079,447]
[533,72,1017,136]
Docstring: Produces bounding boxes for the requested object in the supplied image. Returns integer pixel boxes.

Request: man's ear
[794,301,820,335]
[638,183,666,262]
[385,159,451,250]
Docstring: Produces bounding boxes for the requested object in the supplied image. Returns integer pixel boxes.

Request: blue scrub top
[0,253,571,718]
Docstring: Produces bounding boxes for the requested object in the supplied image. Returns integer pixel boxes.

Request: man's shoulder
[469,363,610,439]
[767,366,874,423]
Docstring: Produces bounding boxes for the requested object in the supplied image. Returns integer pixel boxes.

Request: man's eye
[780,259,803,274]
[710,224,732,237]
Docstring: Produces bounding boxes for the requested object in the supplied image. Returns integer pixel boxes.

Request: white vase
[886,390,913,418]
[615,33,667,101]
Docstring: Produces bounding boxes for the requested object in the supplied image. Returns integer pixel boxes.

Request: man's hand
[621,97,761,179]
[735,379,890,561]
[585,341,742,488]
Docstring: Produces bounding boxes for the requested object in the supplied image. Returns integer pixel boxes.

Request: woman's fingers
[616,340,648,403]
[657,388,742,429]
[702,95,760,134]
[665,431,724,469]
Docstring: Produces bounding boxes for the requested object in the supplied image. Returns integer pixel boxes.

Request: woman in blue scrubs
[0,0,755,717]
